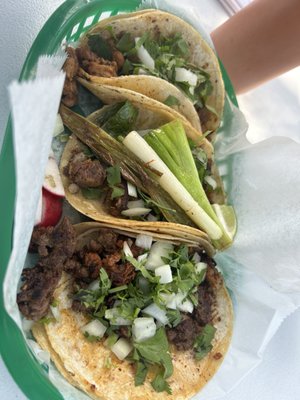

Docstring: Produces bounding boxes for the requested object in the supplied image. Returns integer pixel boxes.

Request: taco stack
[16,9,235,399]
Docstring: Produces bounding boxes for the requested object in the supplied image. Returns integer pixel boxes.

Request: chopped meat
[112,50,125,70]
[104,182,128,217]
[84,60,118,77]
[102,252,136,286]
[64,251,102,283]
[64,47,79,80]
[197,106,211,127]
[64,152,106,188]
[96,229,119,254]
[167,315,200,351]
[130,244,144,258]
[62,47,79,107]
[72,299,90,313]
[167,263,219,351]
[17,265,62,321]
[118,326,130,338]
[29,225,54,256]
[76,45,99,63]
[17,218,76,320]
[62,79,78,107]
[194,283,213,326]
[83,252,102,279]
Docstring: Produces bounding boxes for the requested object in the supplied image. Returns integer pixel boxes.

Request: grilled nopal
[19,220,233,399]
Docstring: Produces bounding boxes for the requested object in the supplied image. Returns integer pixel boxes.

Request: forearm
[211,0,300,94]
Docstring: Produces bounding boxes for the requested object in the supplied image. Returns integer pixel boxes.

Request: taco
[18,218,233,399]
[72,9,224,135]
[59,101,234,249]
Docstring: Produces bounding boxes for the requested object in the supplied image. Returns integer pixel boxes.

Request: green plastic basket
[0,1,237,398]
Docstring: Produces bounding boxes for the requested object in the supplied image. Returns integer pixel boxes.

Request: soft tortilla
[80,9,225,133]
[78,70,201,132]
[32,225,233,400]
[60,135,216,256]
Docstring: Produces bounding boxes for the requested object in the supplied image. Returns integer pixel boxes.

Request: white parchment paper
[3,4,300,400]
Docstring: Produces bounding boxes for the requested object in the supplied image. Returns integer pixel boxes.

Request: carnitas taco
[18,218,233,399]
[64,9,224,136]
[59,100,234,250]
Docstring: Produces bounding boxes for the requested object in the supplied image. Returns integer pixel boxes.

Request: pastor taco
[71,9,224,135]
[18,218,233,399]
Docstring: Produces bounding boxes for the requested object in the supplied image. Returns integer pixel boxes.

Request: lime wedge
[212,204,237,240]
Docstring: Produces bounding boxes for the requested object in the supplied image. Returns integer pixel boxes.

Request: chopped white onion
[123,241,133,257]
[161,291,187,310]
[195,262,207,274]
[155,264,173,284]
[127,182,137,198]
[177,299,194,313]
[145,241,174,270]
[192,252,201,263]
[175,67,198,86]
[88,280,99,291]
[147,214,159,222]
[81,320,107,338]
[137,253,148,263]
[135,38,155,70]
[105,309,131,326]
[121,207,152,217]
[142,303,169,325]
[111,338,133,360]
[52,113,64,137]
[127,200,145,209]
[135,234,153,250]
[50,305,61,321]
[204,175,217,190]
[138,67,149,75]
[132,317,156,342]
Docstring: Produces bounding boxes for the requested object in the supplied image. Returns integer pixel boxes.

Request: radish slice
[154,264,173,284]
[39,188,63,227]
[111,338,133,360]
[175,67,198,86]
[145,241,173,270]
[135,234,153,250]
[135,38,155,70]
[127,200,145,209]
[127,182,137,198]
[52,114,64,137]
[132,317,156,342]
[142,303,168,325]
[123,241,133,257]
[121,207,151,217]
[35,190,43,226]
[43,156,65,197]
[81,320,107,338]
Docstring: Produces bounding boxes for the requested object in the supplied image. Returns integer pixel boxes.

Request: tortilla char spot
[213,352,223,360]
[215,79,218,83]
[152,18,157,22]
[90,384,96,391]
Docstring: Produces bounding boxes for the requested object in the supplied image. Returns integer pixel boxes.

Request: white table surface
[1,1,300,399]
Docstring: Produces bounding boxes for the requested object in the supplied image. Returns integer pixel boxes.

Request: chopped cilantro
[163,95,180,107]
[134,361,148,386]
[39,316,55,325]
[106,165,125,199]
[194,324,216,360]
[81,187,103,200]
[83,332,100,342]
[116,32,135,53]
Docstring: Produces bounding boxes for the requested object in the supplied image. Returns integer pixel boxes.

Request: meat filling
[166,263,219,351]
[64,151,106,188]
[17,218,76,320]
